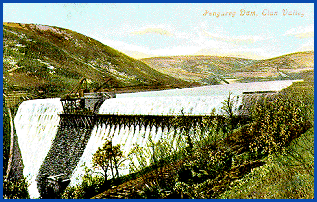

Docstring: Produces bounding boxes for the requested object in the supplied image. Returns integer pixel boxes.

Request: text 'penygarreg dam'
[13,80,301,198]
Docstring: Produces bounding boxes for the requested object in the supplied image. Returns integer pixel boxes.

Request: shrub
[3,177,30,199]
[248,84,312,157]
[62,166,105,199]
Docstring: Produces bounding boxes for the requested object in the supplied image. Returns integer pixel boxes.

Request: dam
[13,80,300,198]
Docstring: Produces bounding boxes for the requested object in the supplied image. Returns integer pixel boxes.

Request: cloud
[100,39,151,54]
[130,27,174,37]
[120,50,155,59]
[101,38,203,58]
[194,46,276,60]
[149,45,201,56]
[201,29,267,44]
[285,24,314,38]
[101,37,292,60]
[299,39,314,52]
[100,38,197,58]
[99,22,312,60]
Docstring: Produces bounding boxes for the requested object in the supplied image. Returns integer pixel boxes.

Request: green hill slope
[3,22,190,98]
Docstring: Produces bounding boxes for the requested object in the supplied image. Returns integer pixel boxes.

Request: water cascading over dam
[14,80,300,198]
[14,99,63,198]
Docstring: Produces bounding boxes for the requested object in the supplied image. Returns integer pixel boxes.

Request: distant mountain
[244,51,314,71]
[3,22,190,98]
[141,51,314,85]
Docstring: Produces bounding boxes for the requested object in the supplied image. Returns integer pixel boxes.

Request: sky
[3,3,314,59]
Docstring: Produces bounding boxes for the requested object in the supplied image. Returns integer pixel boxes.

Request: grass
[219,79,314,199]
[219,128,314,199]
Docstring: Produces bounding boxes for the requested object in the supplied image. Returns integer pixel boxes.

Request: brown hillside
[141,52,314,85]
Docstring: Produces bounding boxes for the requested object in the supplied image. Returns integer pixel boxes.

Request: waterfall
[13,80,300,198]
[96,95,230,115]
[14,98,63,199]
[68,118,180,187]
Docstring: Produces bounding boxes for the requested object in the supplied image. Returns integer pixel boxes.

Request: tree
[221,92,238,136]
[92,140,125,183]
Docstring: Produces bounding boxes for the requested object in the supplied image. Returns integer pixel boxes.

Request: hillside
[3,22,191,98]
[141,51,314,85]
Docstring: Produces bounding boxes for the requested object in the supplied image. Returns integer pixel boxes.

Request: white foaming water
[14,80,299,198]
[14,98,63,199]
[116,80,299,98]
[69,122,172,187]
[98,95,229,115]
[95,80,301,116]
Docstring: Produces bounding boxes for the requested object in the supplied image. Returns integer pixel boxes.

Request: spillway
[14,98,63,198]
[14,80,300,198]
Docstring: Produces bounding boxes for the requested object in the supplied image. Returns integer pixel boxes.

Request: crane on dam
[60,77,116,114]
